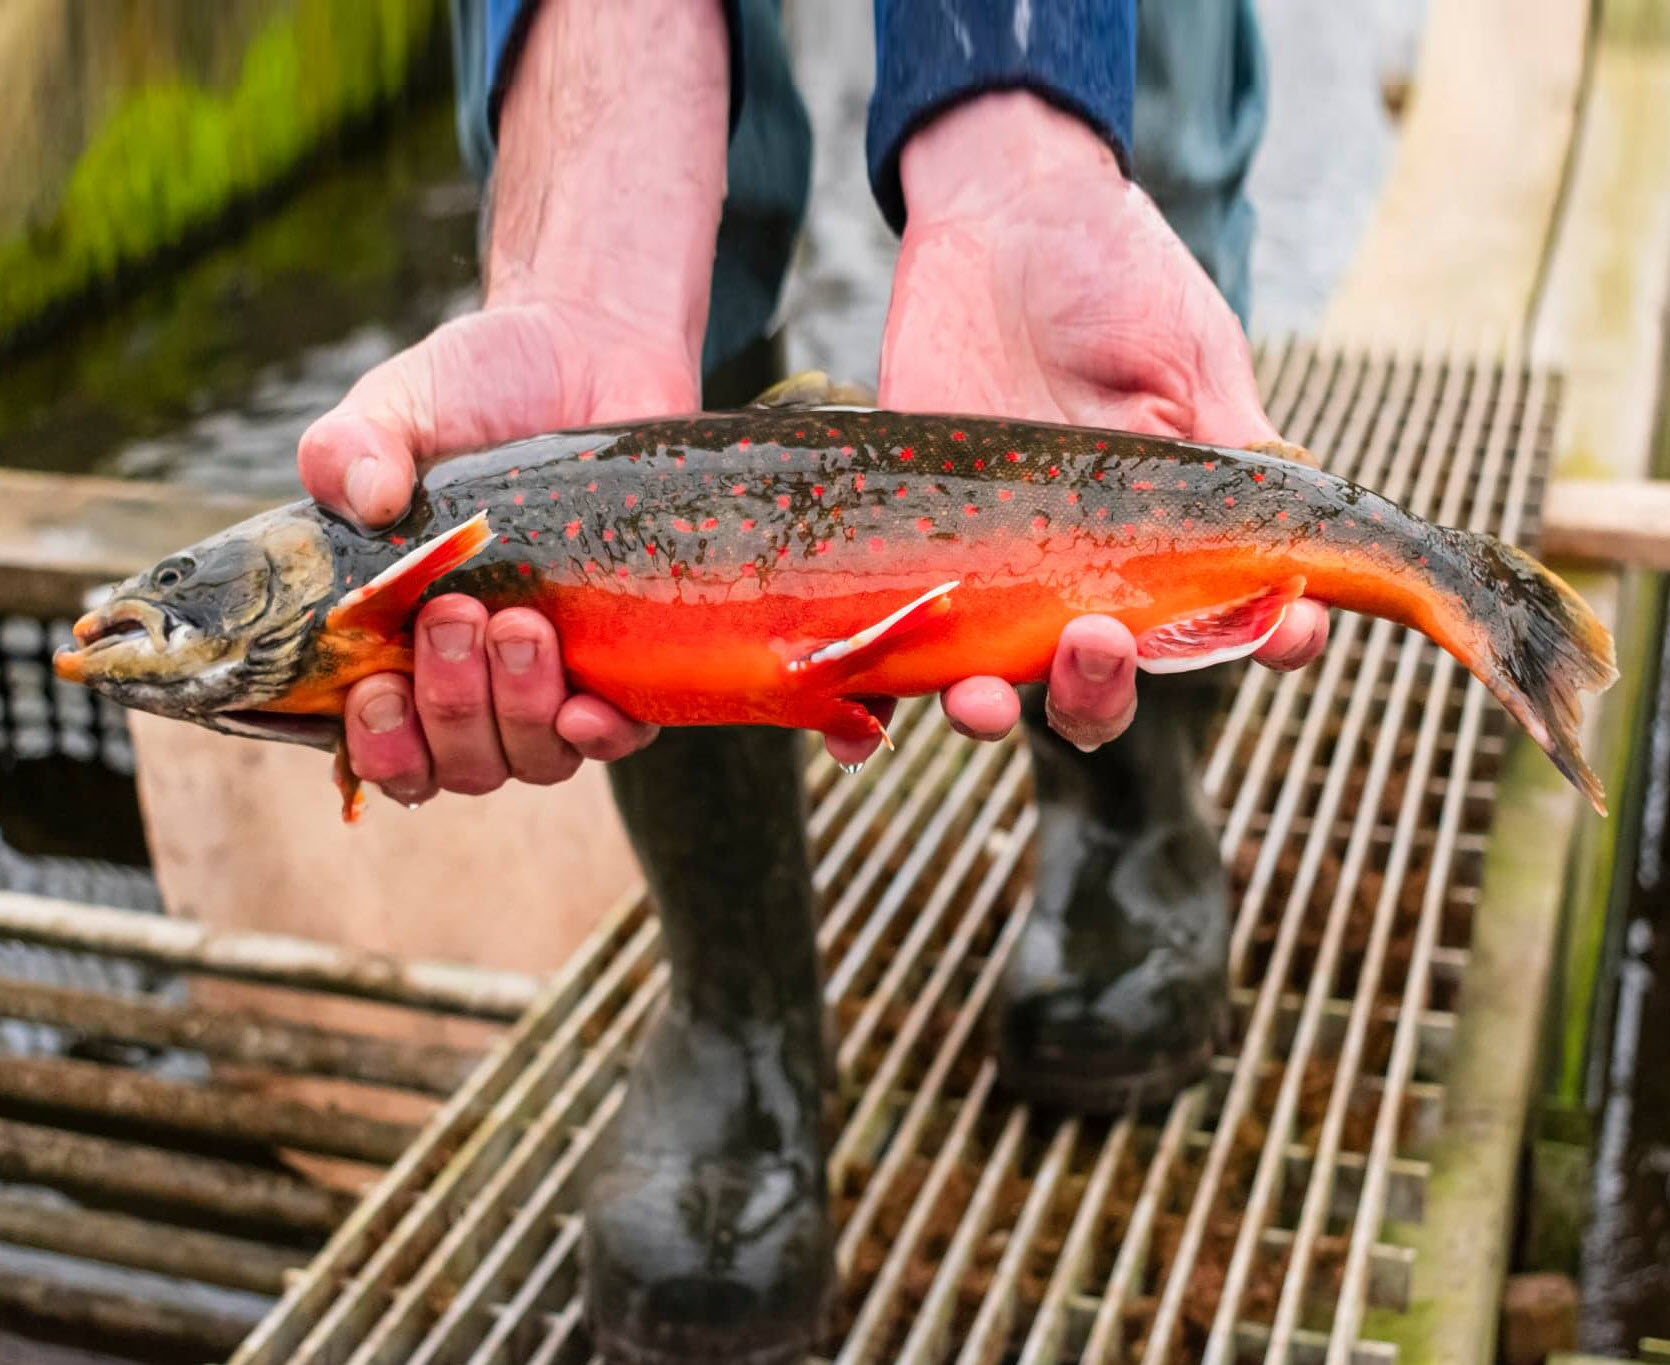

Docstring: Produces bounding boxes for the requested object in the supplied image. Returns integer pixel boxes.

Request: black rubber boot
[585,726,832,1365]
[997,675,1231,1113]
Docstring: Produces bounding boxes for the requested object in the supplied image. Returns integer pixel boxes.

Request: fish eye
[153,556,195,591]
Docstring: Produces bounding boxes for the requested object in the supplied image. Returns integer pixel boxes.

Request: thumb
[298,305,579,528]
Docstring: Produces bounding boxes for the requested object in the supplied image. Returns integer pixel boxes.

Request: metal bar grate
[226,342,1557,1365]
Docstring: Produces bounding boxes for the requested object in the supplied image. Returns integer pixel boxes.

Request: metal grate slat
[230,343,1560,1365]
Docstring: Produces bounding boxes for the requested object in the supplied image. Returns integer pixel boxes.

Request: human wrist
[899,91,1124,225]
[483,0,729,357]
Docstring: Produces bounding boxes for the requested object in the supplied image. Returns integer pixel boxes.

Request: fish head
[53,505,342,748]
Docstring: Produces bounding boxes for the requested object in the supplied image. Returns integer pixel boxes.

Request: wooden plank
[1321,0,1590,344]
[1543,478,1670,570]
[0,468,272,617]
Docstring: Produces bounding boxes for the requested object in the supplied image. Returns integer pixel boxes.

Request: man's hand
[865,91,1328,763]
[296,0,729,804]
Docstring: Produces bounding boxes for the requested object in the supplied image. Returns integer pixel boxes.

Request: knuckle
[439,769,506,797]
[415,683,489,726]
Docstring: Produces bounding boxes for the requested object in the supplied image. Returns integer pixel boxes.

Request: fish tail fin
[1447,530,1617,813]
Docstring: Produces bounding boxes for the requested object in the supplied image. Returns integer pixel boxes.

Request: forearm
[899,91,1123,224]
[484,0,731,359]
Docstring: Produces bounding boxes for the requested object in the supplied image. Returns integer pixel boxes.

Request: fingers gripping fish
[55,397,1617,819]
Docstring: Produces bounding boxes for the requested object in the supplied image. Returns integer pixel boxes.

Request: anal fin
[327,511,493,637]
[1136,577,1306,674]
[789,580,958,674]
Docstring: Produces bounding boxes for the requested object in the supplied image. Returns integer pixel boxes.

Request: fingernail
[362,692,407,734]
[345,455,385,525]
[1073,646,1115,683]
[427,621,475,661]
[494,638,537,674]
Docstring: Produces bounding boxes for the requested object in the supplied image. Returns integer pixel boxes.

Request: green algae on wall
[0,0,443,346]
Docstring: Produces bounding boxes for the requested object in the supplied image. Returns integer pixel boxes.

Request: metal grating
[0,895,539,1361]
[222,341,1557,1365]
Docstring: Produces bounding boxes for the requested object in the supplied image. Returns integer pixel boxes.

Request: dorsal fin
[750,370,878,409]
[326,512,493,637]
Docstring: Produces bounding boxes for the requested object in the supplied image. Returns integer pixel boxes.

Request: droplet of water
[839,761,865,776]
[406,802,422,812]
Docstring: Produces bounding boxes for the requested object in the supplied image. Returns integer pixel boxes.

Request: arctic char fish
[54,403,1618,816]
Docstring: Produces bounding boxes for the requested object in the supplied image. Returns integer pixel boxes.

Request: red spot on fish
[900,446,915,461]
[1049,467,1061,479]
[1177,480,1188,490]
[1183,517,1194,529]
[952,430,967,441]
[519,563,532,576]
[1067,491,1081,504]
[841,445,854,456]
[579,451,595,461]
[513,493,525,506]
[625,493,639,509]
[701,518,718,532]
[795,429,805,439]
[869,537,886,554]
[827,427,841,438]
[895,485,908,499]
[997,489,1014,501]
[917,517,935,533]
[1095,440,1107,451]
[675,455,686,467]
[779,545,790,558]
[777,494,791,509]
[671,562,683,578]
[1132,481,1153,492]
[1006,450,1022,463]
[587,559,600,573]
[854,472,866,492]
[1225,496,1236,508]
[565,520,582,539]
[1252,472,1265,483]
[964,504,979,518]
[1032,515,1049,531]
[741,562,756,576]
[1094,470,1106,481]
[974,459,986,470]
[617,565,630,579]
[674,518,694,533]
[499,535,510,545]
[643,542,654,556]
[1420,555,1429,566]
[1277,511,1289,522]
[738,438,752,449]
[587,481,598,493]
[1123,523,1136,537]
[1097,507,1110,519]
[602,529,616,542]
[943,460,955,472]
[812,485,825,498]
[389,535,406,547]
[741,518,757,531]
[549,490,561,502]
[1203,461,1216,471]
[508,467,520,479]
[529,530,540,541]
[781,451,792,461]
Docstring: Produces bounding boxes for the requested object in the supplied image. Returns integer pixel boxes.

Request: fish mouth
[71,598,174,652]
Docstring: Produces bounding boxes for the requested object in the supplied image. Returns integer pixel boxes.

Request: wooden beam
[1321,0,1590,345]
[1542,478,1670,570]
[0,469,272,617]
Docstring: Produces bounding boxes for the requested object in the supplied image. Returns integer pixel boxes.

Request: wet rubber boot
[996,674,1231,1113]
[584,724,832,1365]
